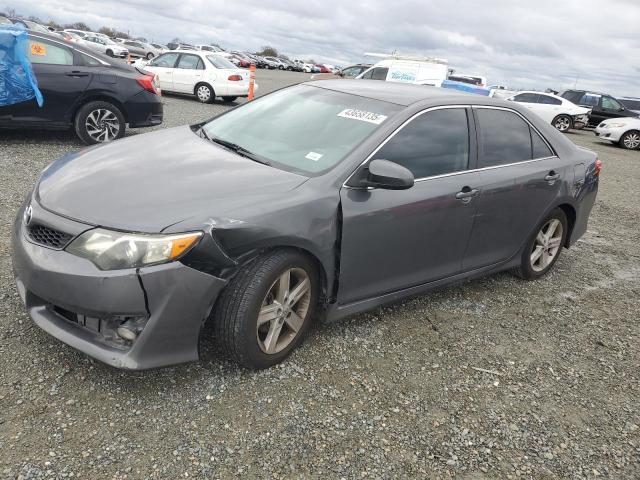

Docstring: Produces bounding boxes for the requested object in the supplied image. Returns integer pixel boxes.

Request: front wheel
[619,130,640,150]
[221,96,238,103]
[552,114,572,133]
[513,208,568,280]
[212,250,319,369]
[146,52,155,60]
[74,101,125,145]
[106,49,114,57]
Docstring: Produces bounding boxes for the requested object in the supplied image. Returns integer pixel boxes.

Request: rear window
[620,99,640,111]
[560,91,582,103]
[513,93,540,103]
[207,55,236,69]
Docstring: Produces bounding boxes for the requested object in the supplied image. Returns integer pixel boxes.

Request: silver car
[121,40,161,59]
[12,81,600,370]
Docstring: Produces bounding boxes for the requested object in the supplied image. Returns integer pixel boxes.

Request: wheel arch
[72,95,128,123]
[194,81,215,97]
[556,202,577,247]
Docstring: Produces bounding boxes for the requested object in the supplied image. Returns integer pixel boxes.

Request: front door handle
[455,187,479,203]
[545,171,560,182]
[66,71,89,77]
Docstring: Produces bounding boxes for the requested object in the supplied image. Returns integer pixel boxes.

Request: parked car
[356,56,449,87]
[195,44,223,53]
[137,50,256,103]
[120,40,161,59]
[0,31,162,144]
[447,74,487,87]
[12,80,599,370]
[82,34,129,58]
[559,89,639,127]
[261,57,280,69]
[62,28,88,38]
[508,91,591,132]
[617,97,640,115]
[150,43,168,52]
[167,42,196,50]
[314,64,331,73]
[594,117,640,150]
[8,18,50,33]
[58,31,88,46]
[337,64,372,78]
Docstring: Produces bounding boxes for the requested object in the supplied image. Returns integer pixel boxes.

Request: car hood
[36,126,308,233]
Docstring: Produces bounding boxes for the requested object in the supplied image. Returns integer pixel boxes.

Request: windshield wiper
[199,129,270,166]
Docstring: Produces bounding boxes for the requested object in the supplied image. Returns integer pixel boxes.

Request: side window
[177,54,203,69]
[531,129,553,158]
[580,94,600,107]
[601,96,622,110]
[341,67,358,77]
[360,68,373,79]
[370,67,389,81]
[27,39,74,65]
[561,91,582,104]
[79,53,102,67]
[373,108,469,179]
[513,93,540,103]
[476,109,532,167]
[150,52,179,67]
[538,95,562,105]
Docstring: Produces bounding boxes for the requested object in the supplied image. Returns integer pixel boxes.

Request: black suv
[560,89,639,127]
[0,31,163,144]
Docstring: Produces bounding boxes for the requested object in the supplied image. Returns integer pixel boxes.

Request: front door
[145,52,179,91]
[338,107,480,305]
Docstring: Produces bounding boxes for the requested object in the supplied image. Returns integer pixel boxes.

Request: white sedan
[594,117,640,150]
[508,91,590,132]
[136,51,257,103]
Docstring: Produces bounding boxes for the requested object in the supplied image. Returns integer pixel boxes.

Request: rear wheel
[221,96,238,103]
[195,83,214,103]
[212,250,319,369]
[552,114,572,133]
[74,101,125,145]
[619,130,640,150]
[513,208,568,280]
[146,52,155,60]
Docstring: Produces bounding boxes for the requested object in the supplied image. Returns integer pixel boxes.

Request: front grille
[27,224,73,249]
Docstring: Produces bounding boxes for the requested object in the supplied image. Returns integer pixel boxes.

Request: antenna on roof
[364,52,448,65]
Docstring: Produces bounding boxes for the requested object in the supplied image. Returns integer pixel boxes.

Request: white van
[356,55,449,87]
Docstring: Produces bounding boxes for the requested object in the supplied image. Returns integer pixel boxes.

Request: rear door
[339,107,481,304]
[144,52,179,91]
[463,107,565,270]
[9,36,92,126]
[172,54,205,93]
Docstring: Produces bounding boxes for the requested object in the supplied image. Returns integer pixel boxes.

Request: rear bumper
[12,200,225,370]
[125,90,163,128]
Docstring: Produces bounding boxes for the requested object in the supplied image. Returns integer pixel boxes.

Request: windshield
[206,55,237,69]
[201,85,402,175]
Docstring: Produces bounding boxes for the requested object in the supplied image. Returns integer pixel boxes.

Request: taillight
[594,158,602,177]
[137,74,161,96]
[228,74,243,81]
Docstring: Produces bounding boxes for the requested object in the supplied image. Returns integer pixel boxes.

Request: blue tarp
[441,80,491,96]
[0,23,43,107]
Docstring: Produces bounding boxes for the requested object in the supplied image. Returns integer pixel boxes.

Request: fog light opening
[116,326,137,341]
[116,316,148,342]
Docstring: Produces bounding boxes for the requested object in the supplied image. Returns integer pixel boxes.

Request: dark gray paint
[12,80,599,369]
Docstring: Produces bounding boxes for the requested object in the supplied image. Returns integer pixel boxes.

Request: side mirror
[353,159,414,190]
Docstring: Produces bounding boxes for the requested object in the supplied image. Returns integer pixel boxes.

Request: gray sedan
[12,80,600,370]
[120,40,161,59]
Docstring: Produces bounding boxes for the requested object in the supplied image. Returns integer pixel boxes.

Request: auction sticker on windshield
[338,109,388,125]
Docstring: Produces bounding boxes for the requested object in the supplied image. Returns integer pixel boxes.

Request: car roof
[305,79,496,106]
[517,90,564,99]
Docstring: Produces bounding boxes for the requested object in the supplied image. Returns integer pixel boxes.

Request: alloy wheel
[257,267,311,354]
[85,108,120,142]
[197,85,211,102]
[623,132,640,149]
[530,219,563,272]
[554,116,571,132]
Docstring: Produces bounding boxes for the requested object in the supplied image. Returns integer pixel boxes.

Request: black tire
[552,114,573,133]
[146,52,155,60]
[212,249,319,369]
[221,96,238,103]
[513,208,568,280]
[619,130,640,150]
[194,83,214,103]
[74,101,125,145]
[106,49,114,57]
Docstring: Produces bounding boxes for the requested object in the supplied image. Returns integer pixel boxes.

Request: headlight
[607,122,627,128]
[66,228,202,270]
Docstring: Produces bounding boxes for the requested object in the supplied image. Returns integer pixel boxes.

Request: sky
[5,0,640,96]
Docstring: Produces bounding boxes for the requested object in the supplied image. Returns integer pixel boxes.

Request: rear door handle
[65,71,89,77]
[545,171,560,182]
[455,187,479,203]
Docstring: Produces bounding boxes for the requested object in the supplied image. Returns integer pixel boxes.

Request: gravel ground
[1,70,639,479]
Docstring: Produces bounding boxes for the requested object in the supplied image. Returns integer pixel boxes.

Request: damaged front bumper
[11,200,226,370]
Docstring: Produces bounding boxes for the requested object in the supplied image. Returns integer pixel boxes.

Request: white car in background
[356,55,449,87]
[81,33,129,58]
[508,91,591,132]
[594,117,640,150]
[137,50,257,103]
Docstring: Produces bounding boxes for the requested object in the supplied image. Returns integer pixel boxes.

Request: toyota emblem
[23,205,33,226]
